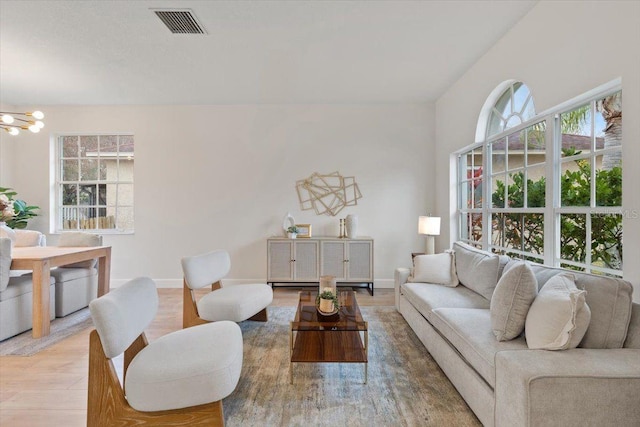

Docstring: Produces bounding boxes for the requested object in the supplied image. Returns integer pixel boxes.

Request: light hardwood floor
[0,287,394,426]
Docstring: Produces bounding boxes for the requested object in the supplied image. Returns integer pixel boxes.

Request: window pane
[591,213,622,271]
[116,206,134,230]
[99,135,118,153]
[117,184,134,206]
[491,138,506,174]
[492,213,544,255]
[526,122,545,166]
[488,111,504,137]
[62,184,77,205]
[119,135,135,155]
[560,214,587,263]
[491,173,506,208]
[79,184,97,206]
[119,158,134,180]
[507,133,522,171]
[526,166,546,208]
[507,172,524,208]
[99,160,107,180]
[560,159,590,207]
[62,136,78,158]
[61,207,79,230]
[471,179,483,208]
[595,155,622,207]
[472,148,483,177]
[62,159,78,181]
[595,92,621,154]
[560,104,591,157]
[80,159,99,181]
[79,136,98,157]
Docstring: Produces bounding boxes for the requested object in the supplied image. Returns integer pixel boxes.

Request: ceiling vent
[152,9,207,34]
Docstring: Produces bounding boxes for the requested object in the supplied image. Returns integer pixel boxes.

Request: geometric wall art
[296,171,362,216]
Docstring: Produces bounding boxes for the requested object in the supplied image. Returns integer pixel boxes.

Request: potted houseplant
[287,225,298,239]
[316,290,339,314]
[0,187,39,229]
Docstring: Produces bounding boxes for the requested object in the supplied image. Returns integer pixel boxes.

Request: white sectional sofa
[395,241,640,426]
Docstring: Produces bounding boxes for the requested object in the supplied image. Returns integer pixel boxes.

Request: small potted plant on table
[316,290,339,315]
[287,225,299,239]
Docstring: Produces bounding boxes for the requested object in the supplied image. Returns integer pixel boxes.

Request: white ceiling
[0,1,537,105]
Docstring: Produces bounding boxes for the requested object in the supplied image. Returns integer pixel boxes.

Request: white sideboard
[267,237,374,295]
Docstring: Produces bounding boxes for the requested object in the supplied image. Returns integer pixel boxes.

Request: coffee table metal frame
[289,290,368,384]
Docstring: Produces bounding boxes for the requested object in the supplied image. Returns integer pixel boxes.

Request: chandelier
[0,110,45,135]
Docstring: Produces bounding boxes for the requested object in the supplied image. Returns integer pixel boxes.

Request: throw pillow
[409,251,459,287]
[490,261,538,341]
[525,273,591,350]
[453,241,506,300]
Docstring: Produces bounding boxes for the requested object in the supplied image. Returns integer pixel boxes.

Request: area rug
[0,308,92,356]
[225,306,480,426]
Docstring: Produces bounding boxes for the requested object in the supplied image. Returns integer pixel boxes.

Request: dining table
[10,245,111,338]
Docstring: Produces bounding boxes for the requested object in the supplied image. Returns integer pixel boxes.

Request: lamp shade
[418,216,441,236]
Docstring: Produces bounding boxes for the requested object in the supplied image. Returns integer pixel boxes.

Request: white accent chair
[50,232,102,317]
[88,276,243,426]
[181,250,273,328]
[0,237,55,341]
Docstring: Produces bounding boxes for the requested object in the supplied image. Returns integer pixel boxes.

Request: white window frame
[456,79,623,276]
[52,133,134,234]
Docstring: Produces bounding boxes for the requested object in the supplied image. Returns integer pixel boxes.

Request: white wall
[0,104,434,287]
[435,1,640,300]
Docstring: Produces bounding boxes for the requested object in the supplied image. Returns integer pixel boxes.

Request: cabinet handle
[344,259,349,263]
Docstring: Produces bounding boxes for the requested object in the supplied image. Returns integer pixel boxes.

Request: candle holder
[319,275,337,297]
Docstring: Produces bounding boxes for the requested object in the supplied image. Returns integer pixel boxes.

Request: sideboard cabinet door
[267,240,293,281]
[293,240,319,281]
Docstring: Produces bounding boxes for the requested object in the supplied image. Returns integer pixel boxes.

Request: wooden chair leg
[88,330,226,427]
[248,307,268,322]
[183,281,209,328]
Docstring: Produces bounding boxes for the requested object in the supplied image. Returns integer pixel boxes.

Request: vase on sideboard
[345,214,358,238]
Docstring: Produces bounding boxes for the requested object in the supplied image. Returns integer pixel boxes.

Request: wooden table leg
[97,247,111,297]
[32,260,51,338]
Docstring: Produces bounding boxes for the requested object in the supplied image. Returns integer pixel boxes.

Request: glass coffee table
[290,290,368,384]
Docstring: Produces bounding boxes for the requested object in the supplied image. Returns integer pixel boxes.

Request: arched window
[487,82,535,137]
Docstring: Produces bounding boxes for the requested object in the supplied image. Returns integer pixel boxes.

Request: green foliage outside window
[492,152,622,271]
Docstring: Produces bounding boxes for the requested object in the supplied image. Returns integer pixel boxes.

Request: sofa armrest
[495,348,640,427]
[394,268,411,311]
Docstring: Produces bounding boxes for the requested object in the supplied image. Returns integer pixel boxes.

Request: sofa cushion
[530,264,633,349]
[453,241,507,300]
[125,321,243,412]
[491,261,538,341]
[14,230,46,247]
[525,273,591,350]
[624,303,640,349]
[0,274,55,301]
[0,238,10,292]
[401,282,489,323]
[409,251,458,287]
[50,266,97,282]
[430,308,528,388]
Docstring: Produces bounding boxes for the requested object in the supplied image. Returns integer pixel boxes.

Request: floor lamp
[419,216,441,255]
